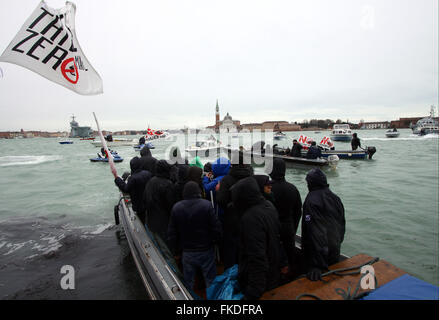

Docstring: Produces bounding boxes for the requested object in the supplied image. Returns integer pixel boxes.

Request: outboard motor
[367,146,376,159]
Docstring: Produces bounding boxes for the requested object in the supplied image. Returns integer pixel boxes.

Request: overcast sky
[0,0,438,131]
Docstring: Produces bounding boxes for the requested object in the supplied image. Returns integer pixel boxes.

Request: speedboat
[330,124,352,141]
[273,131,287,141]
[114,191,438,300]
[59,140,73,144]
[385,129,400,138]
[90,138,137,147]
[185,136,221,157]
[134,142,155,151]
[90,151,123,163]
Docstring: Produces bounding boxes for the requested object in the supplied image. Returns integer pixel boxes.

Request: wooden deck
[261,254,407,300]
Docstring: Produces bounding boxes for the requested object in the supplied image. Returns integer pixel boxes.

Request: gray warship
[69,115,92,138]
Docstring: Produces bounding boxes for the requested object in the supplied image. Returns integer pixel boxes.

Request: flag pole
[93,112,118,177]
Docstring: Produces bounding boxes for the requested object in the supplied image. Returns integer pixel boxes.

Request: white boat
[273,131,287,140]
[330,124,352,141]
[385,129,400,138]
[185,136,221,157]
[90,137,137,147]
[411,106,439,136]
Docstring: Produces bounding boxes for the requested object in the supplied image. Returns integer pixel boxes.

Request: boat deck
[261,254,406,300]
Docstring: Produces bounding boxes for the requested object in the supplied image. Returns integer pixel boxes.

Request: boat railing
[117,194,193,300]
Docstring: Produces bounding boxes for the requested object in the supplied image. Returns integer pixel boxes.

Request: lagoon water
[0,129,438,299]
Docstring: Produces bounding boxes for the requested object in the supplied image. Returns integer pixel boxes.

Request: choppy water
[0,129,438,299]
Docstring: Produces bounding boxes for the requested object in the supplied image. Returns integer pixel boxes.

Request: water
[0,129,438,299]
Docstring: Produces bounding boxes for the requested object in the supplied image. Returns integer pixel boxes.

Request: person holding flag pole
[93,112,117,178]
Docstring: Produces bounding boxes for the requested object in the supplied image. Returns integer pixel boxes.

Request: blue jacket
[202,157,231,193]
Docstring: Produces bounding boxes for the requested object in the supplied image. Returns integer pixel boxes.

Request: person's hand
[215,182,220,191]
[306,268,322,281]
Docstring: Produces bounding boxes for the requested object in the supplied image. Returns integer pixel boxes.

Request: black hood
[140,156,157,174]
[177,164,189,183]
[306,168,329,191]
[187,166,203,185]
[204,162,212,173]
[231,177,264,212]
[269,158,286,181]
[183,181,202,200]
[253,175,269,194]
[155,160,172,179]
[140,145,152,157]
[130,156,142,174]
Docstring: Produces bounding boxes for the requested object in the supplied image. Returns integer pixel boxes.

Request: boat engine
[367,146,376,159]
[327,155,339,168]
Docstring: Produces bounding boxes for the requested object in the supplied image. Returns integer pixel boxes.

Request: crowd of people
[113,144,346,300]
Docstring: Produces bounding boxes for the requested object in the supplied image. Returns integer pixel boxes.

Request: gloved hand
[307,268,322,281]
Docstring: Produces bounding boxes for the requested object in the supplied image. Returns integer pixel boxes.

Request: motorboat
[411,107,439,136]
[134,142,155,151]
[273,131,287,141]
[114,191,437,300]
[221,145,339,169]
[90,138,137,147]
[385,129,400,138]
[330,124,352,141]
[59,140,73,144]
[185,135,221,157]
[90,151,123,163]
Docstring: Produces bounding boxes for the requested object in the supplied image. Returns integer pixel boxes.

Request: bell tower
[215,99,220,129]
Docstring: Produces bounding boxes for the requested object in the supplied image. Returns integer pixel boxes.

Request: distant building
[360,121,390,129]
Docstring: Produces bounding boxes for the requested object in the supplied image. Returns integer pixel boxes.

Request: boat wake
[0,155,62,167]
[362,134,439,142]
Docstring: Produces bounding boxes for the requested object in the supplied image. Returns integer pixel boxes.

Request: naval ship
[69,115,93,138]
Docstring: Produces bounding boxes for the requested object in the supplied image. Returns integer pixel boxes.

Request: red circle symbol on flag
[61,58,79,84]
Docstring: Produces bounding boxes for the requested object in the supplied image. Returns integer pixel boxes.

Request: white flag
[0,1,103,95]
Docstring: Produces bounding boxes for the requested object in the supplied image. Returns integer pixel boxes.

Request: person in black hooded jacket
[216,152,254,269]
[174,164,189,202]
[268,158,302,275]
[168,181,222,289]
[113,156,152,224]
[143,160,176,245]
[301,168,345,281]
[139,144,157,176]
[231,177,281,300]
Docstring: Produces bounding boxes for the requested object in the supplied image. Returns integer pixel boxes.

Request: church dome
[224,112,232,121]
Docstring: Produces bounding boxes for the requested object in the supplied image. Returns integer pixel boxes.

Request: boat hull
[317,150,369,159]
[221,147,336,168]
[330,135,352,142]
[90,157,123,162]
[90,140,137,147]
[59,141,73,144]
[185,147,222,157]
[385,132,400,138]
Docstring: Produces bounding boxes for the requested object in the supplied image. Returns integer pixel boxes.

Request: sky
[0,0,438,131]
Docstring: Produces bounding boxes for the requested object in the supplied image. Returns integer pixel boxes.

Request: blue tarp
[362,274,439,300]
[206,264,244,300]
